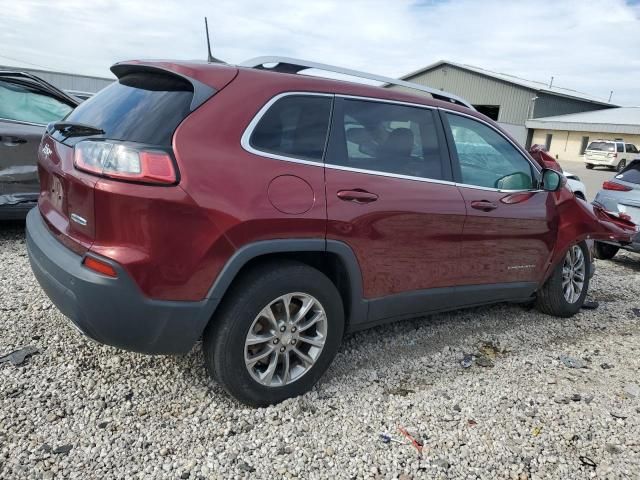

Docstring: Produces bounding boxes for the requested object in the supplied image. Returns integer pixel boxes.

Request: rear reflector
[82,256,117,277]
[74,140,177,185]
[602,181,632,191]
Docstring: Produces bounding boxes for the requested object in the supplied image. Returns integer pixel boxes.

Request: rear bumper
[0,201,37,220]
[26,209,212,354]
[584,158,616,167]
[622,233,640,252]
[0,192,39,220]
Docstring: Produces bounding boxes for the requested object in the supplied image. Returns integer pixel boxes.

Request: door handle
[470,200,498,212]
[1,136,27,147]
[337,189,378,204]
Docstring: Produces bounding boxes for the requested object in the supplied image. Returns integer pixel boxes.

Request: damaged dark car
[0,72,79,219]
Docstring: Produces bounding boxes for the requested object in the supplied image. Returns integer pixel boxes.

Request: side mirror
[541,169,563,192]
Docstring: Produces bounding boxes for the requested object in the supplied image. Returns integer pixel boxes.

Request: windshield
[64,72,194,146]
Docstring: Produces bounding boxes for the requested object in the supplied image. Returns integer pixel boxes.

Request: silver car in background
[592,160,640,259]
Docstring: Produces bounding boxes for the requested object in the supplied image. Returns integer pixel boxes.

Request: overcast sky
[1,0,639,105]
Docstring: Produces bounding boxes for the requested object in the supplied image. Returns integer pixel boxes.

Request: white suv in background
[584,140,639,172]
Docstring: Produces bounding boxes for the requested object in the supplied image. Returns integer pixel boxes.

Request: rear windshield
[616,161,640,185]
[63,72,193,146]
[586,142,614,152]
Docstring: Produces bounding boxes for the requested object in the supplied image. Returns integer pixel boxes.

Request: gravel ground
[1,223,639,480]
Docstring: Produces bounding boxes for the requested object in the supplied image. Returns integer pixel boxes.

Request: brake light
[602,181,632,191]
[608,152,618,158]
[73,140,177,185]
[82,256,117,277]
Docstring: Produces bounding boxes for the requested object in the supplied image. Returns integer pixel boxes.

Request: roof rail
[239,56,474,110]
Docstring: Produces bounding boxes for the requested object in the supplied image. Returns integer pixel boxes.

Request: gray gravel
[1,222,639,479]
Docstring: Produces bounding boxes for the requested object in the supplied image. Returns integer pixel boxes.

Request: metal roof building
[526,107,640,163]
[526,107,640,135]
[0,65,113,97]
[389,60,616,145]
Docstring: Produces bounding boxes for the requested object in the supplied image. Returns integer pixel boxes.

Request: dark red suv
[26,57,634,406]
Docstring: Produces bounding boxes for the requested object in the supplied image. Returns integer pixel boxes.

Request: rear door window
[326,98,448,180]
[64,72,195,146]
[249,95,332,161]
[626,144,638,154]
[445,113,534,190]
[0,80,73,124]
[617,143,624,153]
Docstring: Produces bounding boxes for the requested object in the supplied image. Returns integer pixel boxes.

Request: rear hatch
[37,62,236,253]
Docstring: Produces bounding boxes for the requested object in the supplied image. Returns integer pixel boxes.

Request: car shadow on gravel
[609,254,640,273]
[321,300,623,387]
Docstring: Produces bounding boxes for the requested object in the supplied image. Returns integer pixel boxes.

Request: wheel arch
[201,239,367,335]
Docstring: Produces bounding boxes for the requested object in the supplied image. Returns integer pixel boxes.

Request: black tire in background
[536,241,590,318]
[616,159,627,172]
[594,242,619,260]
[203,260,344,407]
[585,163,594,170]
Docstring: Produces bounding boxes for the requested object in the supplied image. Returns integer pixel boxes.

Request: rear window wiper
[49,122,105,139]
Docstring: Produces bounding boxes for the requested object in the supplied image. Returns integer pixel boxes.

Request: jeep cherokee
[26,57,634,406]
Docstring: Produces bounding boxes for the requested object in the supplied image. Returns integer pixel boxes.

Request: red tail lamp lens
[83,257,117,277]
[74,141,177,185]
[602,181,631,191]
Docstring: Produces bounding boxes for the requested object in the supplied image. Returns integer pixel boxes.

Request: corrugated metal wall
[533,93,614,119]
[393,65,536,125]
[0,65,113,93]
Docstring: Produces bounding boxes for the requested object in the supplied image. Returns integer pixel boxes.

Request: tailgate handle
[471,200,498,212]
[337,189,378,204]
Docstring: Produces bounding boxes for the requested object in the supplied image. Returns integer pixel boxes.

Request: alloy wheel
[244,293,328,387]
[562,245,585,304]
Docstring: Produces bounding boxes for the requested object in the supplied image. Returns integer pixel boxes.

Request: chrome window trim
[439,107,541,174]
[336,93,439,112]
[240,91,545,194]
[326,163,456,186]
[240,91,333,166]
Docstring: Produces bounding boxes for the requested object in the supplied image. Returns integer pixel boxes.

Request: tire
[203,260,344,407]
[536,242,590,318]
[594,241,619,260]
[585,163,594,170]
[616,159,627,172]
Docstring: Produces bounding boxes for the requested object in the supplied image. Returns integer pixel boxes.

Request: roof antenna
[549,76,554,88]
[608,90,613,102]
[204,17,224,63]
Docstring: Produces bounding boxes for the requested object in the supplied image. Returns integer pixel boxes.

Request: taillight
[608,152,618,158]
[73,140,177,185]
[602,180,631,191]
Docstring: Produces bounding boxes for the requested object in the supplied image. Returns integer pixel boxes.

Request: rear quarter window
[248,95,332,161]
[63,72,194,146]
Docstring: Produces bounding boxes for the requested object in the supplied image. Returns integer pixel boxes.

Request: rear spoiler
[110,64,216,111]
